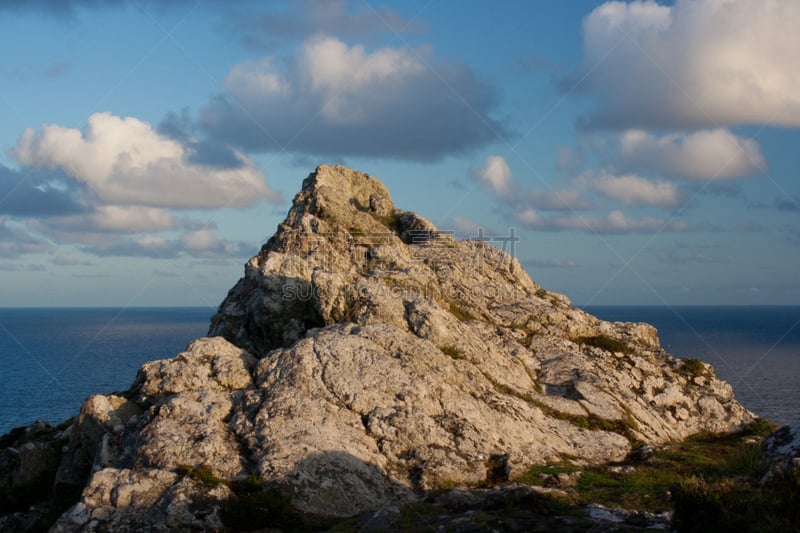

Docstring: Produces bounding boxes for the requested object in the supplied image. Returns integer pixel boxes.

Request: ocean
[0,307,214,436]
[0,306,798,436]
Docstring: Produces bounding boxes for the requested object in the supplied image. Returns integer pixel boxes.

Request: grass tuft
[448,301,472,322]
[680,357,708,378]
[440,345,465,360]
[573,335,632,354]
[740,417,777,437]
[175,464,225,488]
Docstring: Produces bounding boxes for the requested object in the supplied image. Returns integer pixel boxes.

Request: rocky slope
[2,164,755,530]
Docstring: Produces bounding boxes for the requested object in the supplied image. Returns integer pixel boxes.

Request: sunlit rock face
[12,164,753,529]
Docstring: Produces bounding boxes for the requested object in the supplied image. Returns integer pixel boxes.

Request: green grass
[518,461,581,485]
[672,467,800,532]
[680,357,708,378]
[527,397,638,441]
[175,464,225,488]
[448,301,472,322]
[523,331,536,347]
[518,427,789,521]
[573,335,632,354]
[740,417,777,437]
[374,210,403,231]
[440,345,465,360]
[348,226,366,238]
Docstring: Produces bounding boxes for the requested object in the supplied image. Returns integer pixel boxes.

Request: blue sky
[0,0,798,307]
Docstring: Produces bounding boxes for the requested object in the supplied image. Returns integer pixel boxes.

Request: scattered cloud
[776,196,800,212]
[471,155,591,211]
[10,112,279,208]
[228,0,425,50]
[2,112,278,262]
[584,170,686,207]
[656,250,728,265]
[470,155,694,234]
[51,206,176,234]
[0,165,85,216]
[736,221,767,232]
[0,0,204,17]
[472,155,515,198]
[2,0,424,54]
[619,129,766,180]
[789,227,800,243]
[522,188,591,212]
[52,252,93,266]
[0,217,49,258]
[556,146,586,175]
[201,36,506,160]
[514,208,689,234]
[577,0,800,129]
[80,230,253,260]
[0,262,46,272]
[153,269,180,278]
[156,109,250,169]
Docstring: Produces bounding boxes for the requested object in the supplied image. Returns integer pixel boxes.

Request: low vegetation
[672,467,800,532]
[440,345,465,360]
[680,357,708,378]
[347,226,366,238]
[222,475,302,531]
[529,397,640,441]
[573,335,633,354]
[0,420,79,532]
[175,464,225,488]
[448,301,473,322]
[512,419,799,531]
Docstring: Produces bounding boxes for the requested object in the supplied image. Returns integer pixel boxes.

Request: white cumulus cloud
[471,155,591,211]
[472,155,515,198]
[578,0,800,129]
[619,129,766,180]
[10,112,278,208]
[202,36,505,160]
[586,170,686,207]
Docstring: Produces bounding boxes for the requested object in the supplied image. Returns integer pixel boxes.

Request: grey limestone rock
[6,164,757,529]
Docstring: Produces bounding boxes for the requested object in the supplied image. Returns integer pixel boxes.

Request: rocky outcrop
[3,164,755,530]
[761,423,800,482]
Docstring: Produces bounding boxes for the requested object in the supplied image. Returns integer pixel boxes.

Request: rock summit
[4,165,755,530]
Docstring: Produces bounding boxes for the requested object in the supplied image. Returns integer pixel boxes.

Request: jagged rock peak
[257,163,437,257]
[210,164,626,356]
[292,163,397,222]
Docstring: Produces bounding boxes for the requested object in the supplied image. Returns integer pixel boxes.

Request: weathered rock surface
[761,423,800,482]
[2,164,756,530]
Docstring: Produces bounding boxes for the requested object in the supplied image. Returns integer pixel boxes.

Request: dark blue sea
[0,307,214,436]
[0,306,798,436]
